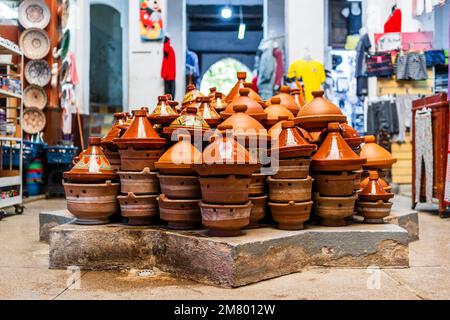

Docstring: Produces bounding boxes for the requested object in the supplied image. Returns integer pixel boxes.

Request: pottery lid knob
[328,122,340,132]
[169,101,179,107]
[243,82,253,88]
[237,71,247,79]
[187,84,195,91]
[233,104,248,113]
[239,88,250,97]
[114,112,127,119]
[271,97,282,105]
[281,121,296,129]
[195,96,203,102]
[278,115,290,121]
[364,135,377,143]
[312,90,325,98]
[280,86,291,94]
[209,87,217,93]
[215,92,223,98]
[134,109,148,117]
[369,171,379,180]
[217,124,233,131]
[291,89,300,94]
[159,95,168,101]
[201,97,211,103]
[165,94,173,100]
[89,137,102,146]
[186,106,198,114]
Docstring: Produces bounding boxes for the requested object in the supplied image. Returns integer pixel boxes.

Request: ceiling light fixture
[238,6,246,40]
[221,7,232,19]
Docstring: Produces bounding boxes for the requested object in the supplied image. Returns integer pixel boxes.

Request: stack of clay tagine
[356,171,395,223]
[267,121,317,230]
[262,97,295,129]
[197,96,221,128]
[221,88,267,122]
[101,112,128,171]
[63,137,120,225]
[210,91,228,113]
[113,108,167,226]
[311,123,366,227]
[194,126,261,236]
[155,134,203,230]
[148,95,180,130]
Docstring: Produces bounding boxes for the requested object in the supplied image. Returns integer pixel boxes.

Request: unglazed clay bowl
[313,193,357,227]
[63,181,119,225]
[199,175,251,205]
[158,174,201,200]
[356,200,393,224]
[267,176,313,203]
[118,168,160,195]
[199,201,252,237]
[272,158,312,179]
[118,193,159,226]
[312,171,357,197]
[245,195,267,229]
[269,201,313,230]
[158,194,202,230]
[119,148,164,172]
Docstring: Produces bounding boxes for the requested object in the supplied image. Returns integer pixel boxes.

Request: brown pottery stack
[101,112,128,171]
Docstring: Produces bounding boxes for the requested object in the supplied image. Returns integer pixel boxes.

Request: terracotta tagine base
[117,193,159,226]
[118,168,160,195]
[250,173,268,196]
[356,200,393,224]
[272,158,312,179]
[158,194,202,230]
[63,181,120,225]
[199,175,251,205]
[158,175,201,200]
[269,201,313,230]
[353,170,363,192]
[313,193,358,227]
[267,176,313,203]
[312,171,357,197]
[244,195,267,229]
[119,148,164,172]
[194,163,261,177]
[199,201,252,237]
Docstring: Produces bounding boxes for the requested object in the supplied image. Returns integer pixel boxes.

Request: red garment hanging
[384,8,402,33]
[161,37,176,81]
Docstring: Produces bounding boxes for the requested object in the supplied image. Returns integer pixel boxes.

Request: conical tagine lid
[114,109,167,149]
[311,123,366,172]
[222,88,267,121]
[359,171,394,202]
[101,112,128,149]
[64,137,117,182]
[148,96,179,125]
[210,92,227,113]
[341,122,364,149]
[182,84,205,108]
[198,97,221,128]
[220,105,269,141]
[225,71,247,103]
[263,97,295,127]
[291,88,306,109]
[242,82,264,102]
[155,134,202,174]
[268,116,313,142]
[271,121,317,158]
[360,136,397,169]
[266,86,300,115]
[296,90,347,130]
[163,106,211,137]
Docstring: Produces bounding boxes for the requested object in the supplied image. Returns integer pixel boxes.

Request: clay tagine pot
[312,171,357,197]
[193,128,261,176]
[63,180,120,225]
[117,192,159,226]
[269,200,313,230]
[163,106,211,137]
[266,86,300,115]
[267,176,313,203]
[182,84,205,108]
[360,136,398,169]
[361,175,392,192]
[220,106,269,143]
[271,121,317,159]
[148,95,179,125]
[291,88,306,109]
[273,158,312,180]
[155,134,202,175]
[222,89,267,121]
[246,195,267,229]
[114,109,167,150]
[199,175,251,205]
[118,149,164,172]
[118,167,160,195]
[358,171,394,203]
[198,97,221,128]
[296,91,347,130]
[313,193,358,227]
[199,201,252,237]
[263,97,295,128]
[101,112,128,151]
[210,92,228,113]
[242,82,264,103]
[64,137,118,183]
[225,71,247,103]
[158,175,202,200]
[250,172,268,196]
[158,194,202,230]
[311,123,366,172]
[268,116,313,142]
[340,122,364,150]
[356,200,393,224]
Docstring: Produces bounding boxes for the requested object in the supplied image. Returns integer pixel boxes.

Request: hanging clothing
[415,108,434,204]
[186,49,200,87]
[257,47,276,100]
[161,37,176,81]
[366,99,399,136]
[273,47,284,88]
[66,52,79,85]
[61,83,75,135]
[355,33,371,97]
[287,59,326,102]
[345,5,362,35]
[425,50,446,67]
[414,0,435,15]
[164,80,176,97]
[366,52,394,78]
[396,52,428,81]
[384,8,402,33]
[393,95,418,143]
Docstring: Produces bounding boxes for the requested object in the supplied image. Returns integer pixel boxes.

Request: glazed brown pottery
[245,195,267,229]
[354,170,363,192]
[210,92,228,113]
[198,97,222,128]
[118,192,159,226]
[158,194,202,230]
[103,148,121,171]
[158,175,202,199]
[101,112,128,150]
[360,175,392,192]
[199,175,251,205]
[163,106,211,137]
[155,134,202,175]
[199,201,252,237]
[182,84,205,108]
[340,122,364,149]
[263,97,295,128]
[273,158,312,179]
[269,201,313,230]
[271,121,317,159]
[63,181,120,225]
[268,117,313,142]
[296,91,347,130]
[291,88,306,109]
[220,105,269,142]
[225,71,247,103]
[222,89,267,121]
[358,171,394,203]
[119,148,164,172]
[360,136,398,169]
[267,176,313,203]
[312,171,357,197]
[356,200,393,224]
[311,123,366,172]
[64,137,118,183]
[266,86,300,115]
[148,95,179,125]
[313,193,358,227]
[118,167,160,195]
[250,172,268,196]
[242,82,264,103]
[114,109,167,150]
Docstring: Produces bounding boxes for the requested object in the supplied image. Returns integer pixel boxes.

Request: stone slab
[385,209,419,242]
[39,210,75,243]
[49,223,409,288]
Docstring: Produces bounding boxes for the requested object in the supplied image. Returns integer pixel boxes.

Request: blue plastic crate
[45,145,78,165]
[24,141,47,159]
[1,145,33,168]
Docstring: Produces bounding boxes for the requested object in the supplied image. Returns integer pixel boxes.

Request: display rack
[0,39,24,219]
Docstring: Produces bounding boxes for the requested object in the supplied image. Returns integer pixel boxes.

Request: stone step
[49,223,409,288]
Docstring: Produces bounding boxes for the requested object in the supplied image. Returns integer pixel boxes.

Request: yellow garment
[345,35,360,50]
[288,59,326,102]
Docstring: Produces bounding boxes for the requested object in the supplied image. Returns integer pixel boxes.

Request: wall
[264,0,285,39]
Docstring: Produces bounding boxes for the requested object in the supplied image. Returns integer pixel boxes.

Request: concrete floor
[0,197,449,300]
